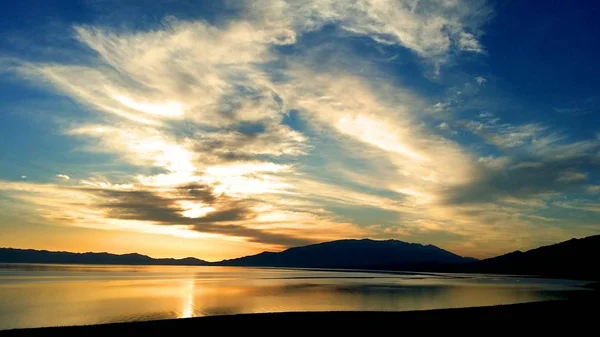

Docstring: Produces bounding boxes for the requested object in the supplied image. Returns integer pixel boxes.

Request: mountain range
[1,234,599,280]
[461,235,600,280]
[218,239,477,269]
[0,248,209,266]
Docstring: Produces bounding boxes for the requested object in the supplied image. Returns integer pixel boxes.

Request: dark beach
[2,293,598,336]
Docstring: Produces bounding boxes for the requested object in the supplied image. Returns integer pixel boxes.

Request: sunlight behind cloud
[204,162,289,177]
[178,201,216,219]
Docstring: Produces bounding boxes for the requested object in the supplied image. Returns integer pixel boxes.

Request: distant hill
[218,239,476,269]
[0,248,209,266]
[466,235,600,280]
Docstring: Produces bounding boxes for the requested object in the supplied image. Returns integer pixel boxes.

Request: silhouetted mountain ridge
[465,235,600,280]
[2,234,599,280]
[0,248,209,266]
[218,238,475,269]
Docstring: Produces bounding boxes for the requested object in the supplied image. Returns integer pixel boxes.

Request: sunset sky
[1,0,599,261]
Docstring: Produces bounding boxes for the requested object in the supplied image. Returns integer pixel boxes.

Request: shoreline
[2,296,597,336]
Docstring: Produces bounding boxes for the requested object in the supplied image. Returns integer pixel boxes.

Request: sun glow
[202,163,292,196]
[114,94,185,117]
[337,114,428,162]
[204,162,289,177]
[178,201,215,219]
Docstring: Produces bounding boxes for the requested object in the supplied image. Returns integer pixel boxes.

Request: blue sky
[0,0,599,260]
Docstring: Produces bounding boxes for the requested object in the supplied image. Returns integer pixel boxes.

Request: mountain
[0,248,209,266]
[466,235,600,280]
[3,235,598,280]
[218,239,476,269]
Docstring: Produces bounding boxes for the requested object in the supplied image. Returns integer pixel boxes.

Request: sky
[0,0,599,261]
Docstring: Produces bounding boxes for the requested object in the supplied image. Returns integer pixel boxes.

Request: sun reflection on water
[180,280,195,318]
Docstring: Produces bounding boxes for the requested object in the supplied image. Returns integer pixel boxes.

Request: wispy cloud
[245,0,489,63]
[475,76,486,85]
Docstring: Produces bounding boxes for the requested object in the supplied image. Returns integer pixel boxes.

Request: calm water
[0,264,589,330]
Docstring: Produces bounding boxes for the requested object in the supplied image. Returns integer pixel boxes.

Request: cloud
[280,68,477,187]
[20,175,27,179]
[0,179,364,248]
[5,17,359,251]
[56,174,70,180]
[464,117,547,149]
[442,158,593,205]
[18,20,287,126]
[556,171,587,184]
[429,102,451,113]
[434,114,600,220]
[91,188,312,246]
[554,199,600,213]
[458,32,485,53]
[3,0,599,259]
[244,0,490,63]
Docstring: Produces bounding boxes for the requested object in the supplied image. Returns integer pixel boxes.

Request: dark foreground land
[2,294,598,336]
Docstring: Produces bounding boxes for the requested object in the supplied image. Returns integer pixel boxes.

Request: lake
[0,264,589,330]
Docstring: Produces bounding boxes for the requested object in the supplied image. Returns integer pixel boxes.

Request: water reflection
[0,264,589,330]
[181,280,194,318]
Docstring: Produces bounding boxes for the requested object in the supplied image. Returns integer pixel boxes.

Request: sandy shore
[1,296,597,336]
